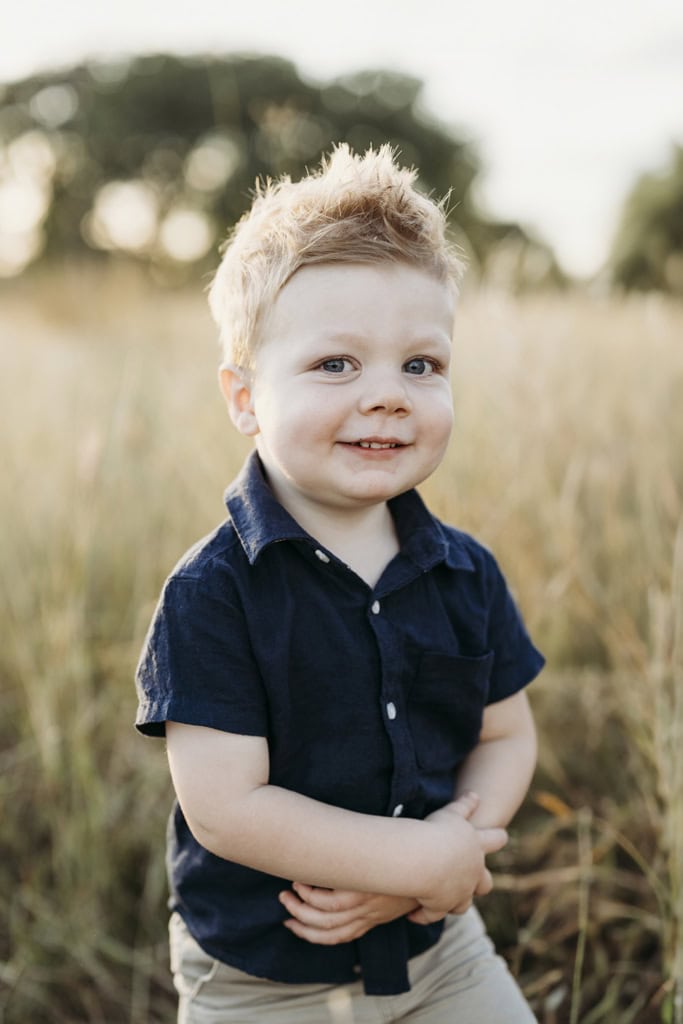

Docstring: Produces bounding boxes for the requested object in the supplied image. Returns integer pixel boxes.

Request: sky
[2,0,682,277]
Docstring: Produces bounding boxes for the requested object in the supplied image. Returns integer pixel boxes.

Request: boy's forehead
[269,261,455,324]
[251,263,455,375]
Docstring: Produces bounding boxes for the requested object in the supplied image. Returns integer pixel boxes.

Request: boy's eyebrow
[311,330,453,348]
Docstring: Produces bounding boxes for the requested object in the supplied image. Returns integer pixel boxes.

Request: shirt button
[371,600,380,615]
[392,804,404,817]
[314,549,330,563]
[386,701,397,720]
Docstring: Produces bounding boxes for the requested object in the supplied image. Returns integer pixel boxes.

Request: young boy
[135,144,544,1023]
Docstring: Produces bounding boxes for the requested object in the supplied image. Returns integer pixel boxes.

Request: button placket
[369,594,412,838]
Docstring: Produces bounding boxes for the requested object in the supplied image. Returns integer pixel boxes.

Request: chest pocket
[407,651,494,772]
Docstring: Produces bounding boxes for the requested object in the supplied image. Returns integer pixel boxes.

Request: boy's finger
[407,906,447,925]
[283,918,367,946]
[475,868,493,896]
[291,884,364,911]
[477,827,508,854]
[450,791,479,816]
[279,892,356,929]
[437,791,479,822]
[448,898,474,915]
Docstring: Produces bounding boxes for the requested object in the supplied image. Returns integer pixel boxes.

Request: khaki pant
[169,908,537,1023]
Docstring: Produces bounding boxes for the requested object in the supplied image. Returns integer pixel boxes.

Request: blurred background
[1,2,682,1022]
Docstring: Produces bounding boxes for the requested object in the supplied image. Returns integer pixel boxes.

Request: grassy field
[1,262,682,1022]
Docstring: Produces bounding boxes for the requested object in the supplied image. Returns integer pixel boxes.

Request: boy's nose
[358,370,412,416]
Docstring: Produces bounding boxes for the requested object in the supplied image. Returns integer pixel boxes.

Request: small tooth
[357,441,398,449]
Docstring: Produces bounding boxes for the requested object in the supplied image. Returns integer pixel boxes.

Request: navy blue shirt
[135,450,544,995]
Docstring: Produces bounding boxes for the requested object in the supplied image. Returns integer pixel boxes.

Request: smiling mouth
[355,441,402,450]
[342,438,408,451]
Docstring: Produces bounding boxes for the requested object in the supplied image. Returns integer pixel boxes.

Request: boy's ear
[219,365,259,436]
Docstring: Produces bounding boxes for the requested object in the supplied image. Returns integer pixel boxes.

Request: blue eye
[320,358,351,373]
[404,357,436,375]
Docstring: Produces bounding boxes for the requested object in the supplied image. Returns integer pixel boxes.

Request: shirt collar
[387,488,475,573]
[224,451,310,564]
[225,450,474,573]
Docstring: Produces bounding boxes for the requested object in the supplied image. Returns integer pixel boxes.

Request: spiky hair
[208,143,465,367]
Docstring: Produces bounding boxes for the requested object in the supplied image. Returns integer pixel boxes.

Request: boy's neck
[314,504,400,589]
[280,493,400,589]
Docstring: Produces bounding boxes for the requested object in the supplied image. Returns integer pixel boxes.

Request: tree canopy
[0,53,560,286]
[609,144,683,294]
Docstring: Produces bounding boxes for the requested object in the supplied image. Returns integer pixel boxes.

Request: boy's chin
[336,480,417,506]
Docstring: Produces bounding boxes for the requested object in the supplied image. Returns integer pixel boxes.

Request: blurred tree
[609,144,683,294]
[0,53,561,286]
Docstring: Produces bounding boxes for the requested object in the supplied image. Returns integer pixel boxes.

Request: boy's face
[222,262,455,525]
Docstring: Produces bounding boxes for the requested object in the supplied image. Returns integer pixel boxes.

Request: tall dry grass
[1,262,681,1022]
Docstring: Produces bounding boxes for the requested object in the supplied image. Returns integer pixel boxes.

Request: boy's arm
[452,689,537,828]
[405,689,536,925]
[285,689,537,938]
[165,721,506,913]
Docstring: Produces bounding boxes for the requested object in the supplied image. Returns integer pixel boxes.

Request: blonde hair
[208,143,465,368]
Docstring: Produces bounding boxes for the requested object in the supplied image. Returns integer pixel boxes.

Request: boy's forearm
[192,783,473,900]
[454,730,537,829]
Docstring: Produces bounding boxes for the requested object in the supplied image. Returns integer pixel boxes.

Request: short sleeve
[483,555,545,704]
[134,573,268,738]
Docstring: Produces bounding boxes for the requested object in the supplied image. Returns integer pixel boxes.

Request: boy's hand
[279,884,418,944]
[408,791,507,925]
